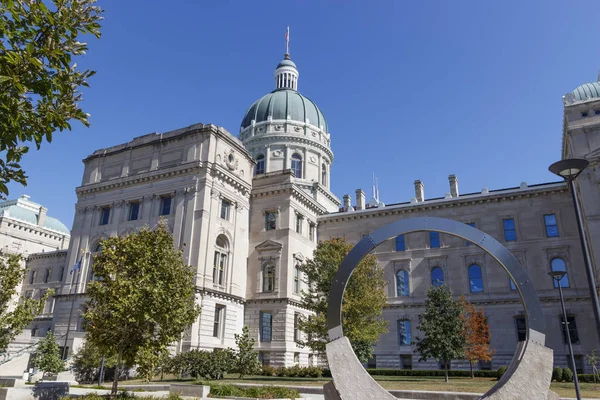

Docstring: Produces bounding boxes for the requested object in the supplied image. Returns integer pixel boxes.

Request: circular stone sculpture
[325,217,559,400]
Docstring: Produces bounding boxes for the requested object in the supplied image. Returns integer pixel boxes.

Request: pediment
[255,240,283,252]
[293,253,305,262]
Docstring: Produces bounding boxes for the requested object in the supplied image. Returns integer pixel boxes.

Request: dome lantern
[274,53,298,91]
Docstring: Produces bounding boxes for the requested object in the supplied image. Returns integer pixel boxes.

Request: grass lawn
[104,374,600,399]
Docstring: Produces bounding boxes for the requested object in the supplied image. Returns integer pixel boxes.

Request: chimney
[343,194,353,212]
[449,174,459,197]
[355,189,365,211]
[414,180,424,202]
[38,206,47,228]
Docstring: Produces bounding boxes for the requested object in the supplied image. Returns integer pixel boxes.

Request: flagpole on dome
[285,26,290,57]
[62,248,85,360]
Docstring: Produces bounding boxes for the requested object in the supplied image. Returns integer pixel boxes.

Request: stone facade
[7,55,600,374]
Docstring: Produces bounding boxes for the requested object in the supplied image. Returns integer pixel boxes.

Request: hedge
[365,368,499,378]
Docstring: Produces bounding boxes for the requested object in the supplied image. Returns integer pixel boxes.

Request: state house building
[4,50,600,374]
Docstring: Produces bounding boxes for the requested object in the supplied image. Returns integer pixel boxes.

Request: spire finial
[285,26,290,56]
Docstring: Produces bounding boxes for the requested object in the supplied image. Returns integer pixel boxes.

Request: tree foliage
[0,253,51,352]
[297,237,388,363]
[83,221,201,394]
[35,331,64,379]
[232,325,260,378]
[415,284,466,382]
[0,0,102,197]
[72,339,117,384]
[460,297,494,378]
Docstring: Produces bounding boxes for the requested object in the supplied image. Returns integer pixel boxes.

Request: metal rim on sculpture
[326,217,547,398]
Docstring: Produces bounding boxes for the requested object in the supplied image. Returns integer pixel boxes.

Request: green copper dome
[276,59,297,69]
[241,89,328,132]
[572,81,600,101]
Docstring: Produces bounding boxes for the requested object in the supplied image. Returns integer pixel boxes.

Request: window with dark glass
[100,207,110,225]
[515,316,526,341]
[160,196,172,216]
[291,154,302,178]
[465,222,475,245]
[468,264,484,293]
[260,311,272,342]
[262,263,275,292]
[551,258,569,288]
[213,304,224,338]
[430,231,440,248]
[255,154,265,175]
[294,265,300,294]
[220,199,231,221]
[431,267,444,287]
[544,214,559,237]
[128,202,140,221]
[213,235,228,286]
[396,270,409,296]
[44,268,51,283]
[309,223,315,241]
[395,235,405,251]
[321,163,327,186]
[29,270,36,284]
[294,313,300,342]
[401,355,412,370]
[503,218,516,241]
[561,316,579,344]
[295,214,303,234]
[397,320,411,345]
[510,279,517,291]
[265,212,277,231]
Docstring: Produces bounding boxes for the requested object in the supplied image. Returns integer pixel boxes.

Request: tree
[0,253,52,352]
[72,339,117,384]
[415,284,466,383]
[585,349,599,383]
[232,326,260,378]
[135,345,169,383]
[460,297,494,378]
[0,0,102,198]
[83,221,201,395]
[35,331,65,379]
[297,237,388,363]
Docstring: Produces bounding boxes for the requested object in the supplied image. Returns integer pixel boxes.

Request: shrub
[208,383,299,399]
[364,368,498,378]
[497,366,508,380]
[562,367,574,383]
[552,367,563,382]
[260,365,276,376]
[577,374,597,383]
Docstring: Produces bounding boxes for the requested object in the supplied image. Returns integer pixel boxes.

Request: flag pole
[286,26,290,55]
[62,250,85,360]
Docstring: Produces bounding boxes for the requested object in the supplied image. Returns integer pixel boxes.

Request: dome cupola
[275,53,298,91]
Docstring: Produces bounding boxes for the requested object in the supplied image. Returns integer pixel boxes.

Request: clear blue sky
[8,0,600,227]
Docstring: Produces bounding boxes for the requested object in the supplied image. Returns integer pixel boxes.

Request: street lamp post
[549,158,600,340]
[549,270,581,400]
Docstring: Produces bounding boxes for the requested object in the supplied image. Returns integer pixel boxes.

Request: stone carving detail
[274,125,283,131]
[545,246,570,262]
[294,126,302,132]
[272,150,283,157]
[309,156,317,164]
[224,150,238,171]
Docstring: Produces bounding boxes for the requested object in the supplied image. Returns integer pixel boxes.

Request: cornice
[210,163,252,196]
[243,134,334,162]
[295,182,341,207]
[245,297,312,311]
[27,250,68,261]
[318,183,568,225]
[197,287,245,305]
[250,183,328,215]
[0,217,70,240]
[385,294,592,309]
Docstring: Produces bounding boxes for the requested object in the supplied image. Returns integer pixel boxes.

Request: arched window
[468,264,484,293]
[94,243,102,253]
[431,267,444,287]
[551,258,569,288]
[396,270,409,297]
[321,163,327,186]
[213,235,229,286]
[291,153,302,178]
[255,154,265,175]
[262,263,275,292]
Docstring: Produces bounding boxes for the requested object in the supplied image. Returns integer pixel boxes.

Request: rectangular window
[503,218,517,241]
[429,231,440,248]
[128,202,140,221]
[515,316,526,341]
[309,223,315,241]
[395,235,405,251]
[44,268,51,283]
[544,214,559,237]
[294,352,300,364]
[160,196,172,216]
[367,356,376,369]
[213,252,226,286]
[397,320,412,345]
[100,207,110,225]
[295,214,303,234]
[220,199,231,221]
[265,212,277,231]
[260,311,272,342]
[561,316,579,344]
[213,305,225,338]
[29,271,36,284]
[293,267,300,294]
[294,313,300,342]
[466,222,475,245]
[400,355,413,370]
[59,266,65,281]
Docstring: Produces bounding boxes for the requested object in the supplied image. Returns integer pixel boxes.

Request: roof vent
[520,182,528,189]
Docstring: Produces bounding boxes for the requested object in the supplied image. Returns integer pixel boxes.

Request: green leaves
[35,331,65,378]
[232,325,260,378]
[83,221,201,392]
[0,253,50,352]
[297,238,388,363]
[0,0,103,198]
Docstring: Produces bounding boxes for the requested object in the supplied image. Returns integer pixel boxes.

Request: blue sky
[8,0,600,227]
